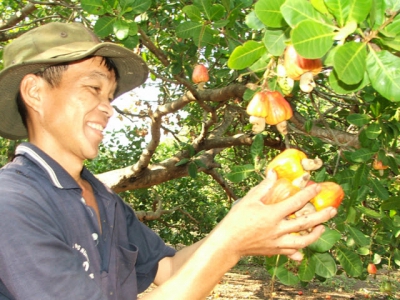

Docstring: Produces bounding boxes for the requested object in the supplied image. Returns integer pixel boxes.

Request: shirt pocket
[117,243,138,291]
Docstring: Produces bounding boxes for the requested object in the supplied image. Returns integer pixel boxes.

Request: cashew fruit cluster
[246,90,293,135]
[283,45,322,93]
[263,149,344,227]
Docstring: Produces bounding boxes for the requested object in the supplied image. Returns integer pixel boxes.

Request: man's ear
[19,74,43,113]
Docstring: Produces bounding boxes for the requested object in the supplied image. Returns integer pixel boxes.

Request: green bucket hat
[0,22,149,140]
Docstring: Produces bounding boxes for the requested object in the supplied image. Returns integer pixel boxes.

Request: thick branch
[290,111,360,149]
[0,3,37,31]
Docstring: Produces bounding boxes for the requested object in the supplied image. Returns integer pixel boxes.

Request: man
[0,22,337,299]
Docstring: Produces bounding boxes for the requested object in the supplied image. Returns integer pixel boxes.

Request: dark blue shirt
[0,143,175,299]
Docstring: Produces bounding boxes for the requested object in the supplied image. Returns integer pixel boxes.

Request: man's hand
[216,170,337,261]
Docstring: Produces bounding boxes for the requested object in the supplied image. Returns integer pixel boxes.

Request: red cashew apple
[367,263,377,275]
[309,181,344,211]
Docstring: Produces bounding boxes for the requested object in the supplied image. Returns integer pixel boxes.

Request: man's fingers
[272,183,321,216]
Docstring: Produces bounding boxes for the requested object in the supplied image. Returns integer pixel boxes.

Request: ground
[140,258,400,299]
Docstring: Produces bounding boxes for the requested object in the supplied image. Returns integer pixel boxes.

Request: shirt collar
[15,142,84,189]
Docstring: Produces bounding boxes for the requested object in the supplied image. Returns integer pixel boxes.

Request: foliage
[1,0,399,290]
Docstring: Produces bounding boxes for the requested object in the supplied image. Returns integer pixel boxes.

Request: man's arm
[146,175,337,299]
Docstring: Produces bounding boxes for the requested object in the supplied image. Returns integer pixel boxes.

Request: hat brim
[0,42,148,140]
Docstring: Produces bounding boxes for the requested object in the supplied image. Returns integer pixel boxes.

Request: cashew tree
[1,0,399,291]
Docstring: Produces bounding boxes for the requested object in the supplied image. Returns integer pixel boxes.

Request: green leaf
[308,227,341,252]
[209,4,226,21]
[193,158,208,169]
[81,0,106,15]
[291,20,335,59]
[176,22,216,47]
[346,225,370,246]
[357,206,384,219]
[193,0,214,21]
[351,149,375,163]
[347,0,372,24]
[370,0,386,29]
[370,178,389,200]
[311,0,331,15]
[94,16,116,38]
[333,42,367,85]
[275,266,300,285]
[380,14,400,37]
[113,19,130,40]
[245,11,265,30]
[336,246,363,277]
[188,161,198,178]
[329,69,369,94]
[381,197,400,210]
[228,41,266,70]
[366,49,400,102]
[263,28,289,56]
[365,123,382,139]
[255,0,286,28]
[353,163,369,187]
[310,252,337,278]
[120,0,151,15]
[385,0,400,11]
[182,5,203,21]
[346,113,370,126]
[176,21,203,39]
[298,257,315,282]
[175,158,190,167]
[251,134,264,161]
[324,0,350,27]
[225,164,255,183]
[281,0,328,27]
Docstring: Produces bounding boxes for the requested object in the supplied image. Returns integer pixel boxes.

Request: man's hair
[16,56,119,130]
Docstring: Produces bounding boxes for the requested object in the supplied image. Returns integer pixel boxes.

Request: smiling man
[0,22,337,300]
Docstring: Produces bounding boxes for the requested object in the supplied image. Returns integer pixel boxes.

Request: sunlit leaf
[291,20,335,59]
[324,0,350,27]
[263,28,289,56]
[333,42,367,85]
[228,41,266,70]
[281,0,329,27]
[113,20,129,40]
[366,49,400,102]
[255,0,286,28]
[347,0,372,24]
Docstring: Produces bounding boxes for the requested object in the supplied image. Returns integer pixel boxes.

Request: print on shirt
[72,243,94,279]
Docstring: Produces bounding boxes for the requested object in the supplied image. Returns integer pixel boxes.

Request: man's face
[35,56,117,162]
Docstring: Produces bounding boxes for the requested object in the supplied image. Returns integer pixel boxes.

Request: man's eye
[91,86,101,92]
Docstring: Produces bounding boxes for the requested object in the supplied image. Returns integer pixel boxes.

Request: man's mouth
[87,122,105,132]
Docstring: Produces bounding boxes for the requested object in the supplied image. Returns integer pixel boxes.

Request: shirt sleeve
[0,182,107,300]
[123,203,176,293]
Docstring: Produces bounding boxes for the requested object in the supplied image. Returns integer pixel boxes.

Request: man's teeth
[88,122,104,131]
